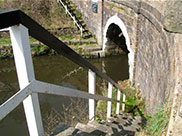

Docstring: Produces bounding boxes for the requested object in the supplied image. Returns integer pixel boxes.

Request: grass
[43,98,89,135]
[0,39,11,46]
[136,104,170,136]
[31,45,56,56]
[146,106,169,135]
[118,80,145,116]
[95,80,145,123]
[59,34,74,41]
[0,0,4,3]
[0,33,96,58]
[95,100,107,122]
[111,87,117,116]
[0,38,38,46]
[108,4,129,15]
[119,80,170,135]
[109,4,125,12]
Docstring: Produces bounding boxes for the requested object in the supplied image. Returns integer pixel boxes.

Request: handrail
[0,9,126,135]
[57,0,84,36]
[0,9,120,91]
[0,80,120,121]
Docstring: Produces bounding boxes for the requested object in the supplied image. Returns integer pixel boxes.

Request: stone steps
[53,114,143,136]
[59,0,93,38]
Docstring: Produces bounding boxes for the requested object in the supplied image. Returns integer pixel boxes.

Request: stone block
[164,0,182,33]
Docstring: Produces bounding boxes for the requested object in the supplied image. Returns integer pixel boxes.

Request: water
[0,54,129,135]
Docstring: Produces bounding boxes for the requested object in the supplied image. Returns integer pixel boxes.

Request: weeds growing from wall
[118,80,145,116]
[136,103,170,136]
[95,80,145,123]
[146,105,170,135]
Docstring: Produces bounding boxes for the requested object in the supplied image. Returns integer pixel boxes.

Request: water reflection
[0,54,129,135]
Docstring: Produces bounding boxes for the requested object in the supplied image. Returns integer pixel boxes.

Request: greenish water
[0,54,129,135]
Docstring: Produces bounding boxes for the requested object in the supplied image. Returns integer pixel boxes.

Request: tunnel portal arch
[103,15,134,81]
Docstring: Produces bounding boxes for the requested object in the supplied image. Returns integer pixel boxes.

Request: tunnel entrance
[103,15,134,81]
[106,23,129,53]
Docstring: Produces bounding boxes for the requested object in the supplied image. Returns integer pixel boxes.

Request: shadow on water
[0,54,129,135]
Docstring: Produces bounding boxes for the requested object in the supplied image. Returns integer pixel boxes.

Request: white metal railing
[57,0,84,36]
[0,24,126,136]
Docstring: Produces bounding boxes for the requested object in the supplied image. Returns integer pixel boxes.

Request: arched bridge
[1,0,182,135]
[71,0,176,114]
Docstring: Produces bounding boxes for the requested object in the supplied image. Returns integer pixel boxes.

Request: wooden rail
[0,9,126,136]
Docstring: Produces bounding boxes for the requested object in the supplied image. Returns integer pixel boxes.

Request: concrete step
[76,122,107,135]
[55,127,76,136]
[59,0,93,38]
[107,114,142,132]
[87,121,114,135]
[54,114,143,136]
[55,126,95,136]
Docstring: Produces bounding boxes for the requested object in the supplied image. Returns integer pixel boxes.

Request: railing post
[9,25,44,136]
[116,89,121,115]
[88,70,96,121]
[122,93,126,112]
[107,82,113,118]
[80,27,83,37]
[65,5,68,14]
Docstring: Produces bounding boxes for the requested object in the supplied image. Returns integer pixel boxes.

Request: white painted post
[107,82,113,118]
[116,89,121,115]
[80,27,83,37]
[73,16,76,25]
[122,93,126,112]
[9,25,44,136]
[88,70,96,121]
[65,5,68,14]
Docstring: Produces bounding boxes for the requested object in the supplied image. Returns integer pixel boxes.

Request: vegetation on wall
[0,0,75,29]
[95,80,145,122]
[95,79,171,135]
[108,3,129,15]
[136,103,171,136]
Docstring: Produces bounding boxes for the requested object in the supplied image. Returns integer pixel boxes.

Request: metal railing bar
[0,9,120,90]
[2,10,120,90]
[0,9,21,29]
[0,27,9,31]
[0,82,33,120]
[0,79,122,121]
[0,9,126,132]
[58,0,83,34]
[32,80,120,103]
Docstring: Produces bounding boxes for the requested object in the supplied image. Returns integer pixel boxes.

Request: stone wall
[164,1,182,135]
[167,34,182,136]
[71,0,103,45]
[70,0,177,115]
[164,0,182,33]
[102,0,175,114]
[70,0,182,134]
[134,0,175,114]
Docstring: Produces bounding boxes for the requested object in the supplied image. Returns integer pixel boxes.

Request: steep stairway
[52,114,143,136]
[58,0,93,38]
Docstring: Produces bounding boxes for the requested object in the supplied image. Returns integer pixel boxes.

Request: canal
[0,54,129,135]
